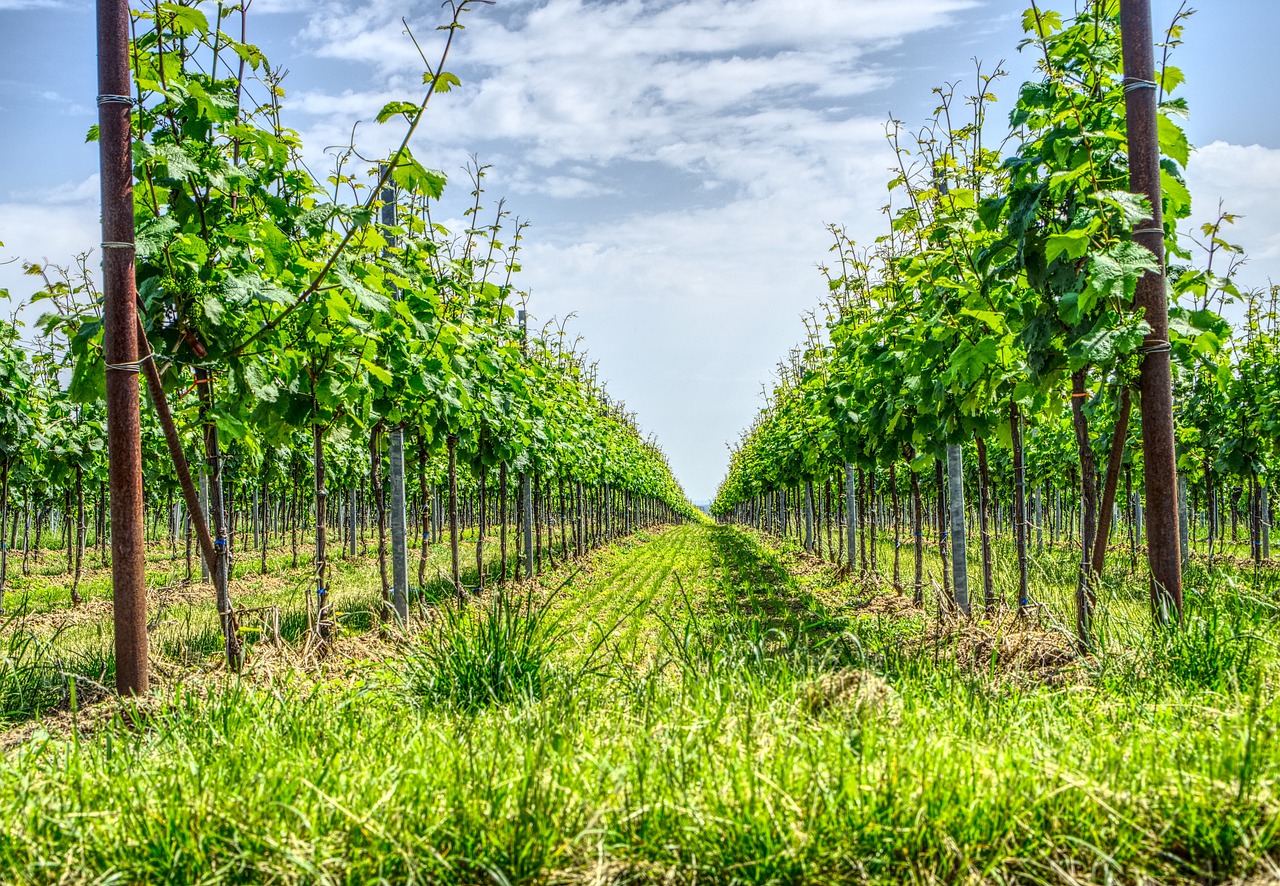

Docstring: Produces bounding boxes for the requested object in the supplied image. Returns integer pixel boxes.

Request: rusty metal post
[1120,0,1183,622]
[136,326,216,577]
[97,0,148,694]
[1091,386,1132,578]
[313,423,331,638]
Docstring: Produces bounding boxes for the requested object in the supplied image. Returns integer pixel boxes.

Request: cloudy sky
[3,0,1280,503]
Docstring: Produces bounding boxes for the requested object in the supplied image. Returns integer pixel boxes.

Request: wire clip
[105,352,156,373]
[1122,78,1158,94]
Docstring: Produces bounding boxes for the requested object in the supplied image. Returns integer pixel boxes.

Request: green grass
[0,523,1278,884]
[0,615,115,725]
[404,586,563,712]
[0,527,528,702]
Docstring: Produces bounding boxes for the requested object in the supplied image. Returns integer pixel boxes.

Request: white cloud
[0,199,100,332]
[20,87,92,117]
[510,127,898,498]
[519,173,618,199]
[7,173,100,206]
[286,0,976,174]
[1185,141,1280,287]
[0,181,99,344]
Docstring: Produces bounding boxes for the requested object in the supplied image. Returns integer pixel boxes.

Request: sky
[3,0,1280,504]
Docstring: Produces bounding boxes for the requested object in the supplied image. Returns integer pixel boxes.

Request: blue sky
[3,0,1280,503]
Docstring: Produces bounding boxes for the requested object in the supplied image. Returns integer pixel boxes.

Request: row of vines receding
[0,0,697,685]
[711,1,1279,649]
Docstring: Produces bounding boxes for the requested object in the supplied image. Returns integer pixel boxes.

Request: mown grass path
[545,524,843,673]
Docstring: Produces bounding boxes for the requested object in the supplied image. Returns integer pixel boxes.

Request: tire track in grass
[556,533,682,668]
[549,523,834,676]
[574,531,686,624]
[550,540,662,647]
[550,526,711,672]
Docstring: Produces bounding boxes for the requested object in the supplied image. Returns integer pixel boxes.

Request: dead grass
[1,615,409,752]
[800,667,902,724]
[4,580,218,639]
[1236,857,1280,885]
[548,858,692,886]
[909,608,1082,685]
[855,592,921,617]
[0,678,136,752]
[787,549,835,577]
[8,599,116,633]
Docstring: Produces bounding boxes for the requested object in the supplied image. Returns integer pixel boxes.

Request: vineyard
[1,0,1279,883]
[710,2,1280,643]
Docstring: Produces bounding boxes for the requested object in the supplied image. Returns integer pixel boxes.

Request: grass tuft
[404,588,560,712]
[2,611,113,726]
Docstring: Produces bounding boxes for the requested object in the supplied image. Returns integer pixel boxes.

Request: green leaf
[231,41,267,71]
[959,308,1007,333]
[390,155,447,199]
[1068,315,1148,370]
[155,143,200,181]
[260,221,290,276]
[949,336,999,385]
[1158,114,1190,167]
[1097,190,1150,226]
[244,361,280,403]
[322,291,351,325]
[1159,65,1185,96]
[1022,7,1062,34]
[427,71,462,92]
[1045,229,1091,265]
[362,358,393,386]
[1160,168,1192,221]
[214,411,249,441]
[184,79,239,123]
[1086,241,1158,309]
[158,2,209,34]
[376,101,420,124]
[202,292,225,325]
[1058,289,1085,327]
[68,349,106,404]
[337,267,390,315]
[134,215,178,256]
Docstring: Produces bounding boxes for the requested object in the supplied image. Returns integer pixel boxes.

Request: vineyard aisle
[2,522,1278,884]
